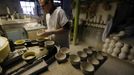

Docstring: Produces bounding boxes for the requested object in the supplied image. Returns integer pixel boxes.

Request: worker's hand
[37,29,45,36]
[42,31,53,37]
[37,29,53,37]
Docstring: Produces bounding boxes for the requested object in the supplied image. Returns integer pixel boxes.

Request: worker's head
[39,0,54,13]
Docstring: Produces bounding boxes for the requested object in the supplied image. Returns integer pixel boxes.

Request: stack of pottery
[118,44,130,59]
[107,39,116,54]
[111,42,123,57]
[101,31,134,63]
[102,31,125,55]
[102,38,110,52]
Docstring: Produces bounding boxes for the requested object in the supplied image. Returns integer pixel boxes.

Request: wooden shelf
[0,19,37,25]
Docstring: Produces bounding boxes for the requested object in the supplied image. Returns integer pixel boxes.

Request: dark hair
[45,0,53,4]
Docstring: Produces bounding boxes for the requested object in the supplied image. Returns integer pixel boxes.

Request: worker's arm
[51,22,70,34]
[37,22,70,37]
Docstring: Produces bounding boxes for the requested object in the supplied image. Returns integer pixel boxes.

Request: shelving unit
[0,19,37,25]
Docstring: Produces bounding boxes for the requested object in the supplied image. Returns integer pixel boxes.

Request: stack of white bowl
[102,31,134,63]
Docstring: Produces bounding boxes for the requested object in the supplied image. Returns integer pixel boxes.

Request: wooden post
[73,0,80,45]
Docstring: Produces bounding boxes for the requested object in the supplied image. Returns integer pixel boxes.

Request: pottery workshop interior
[0,0,134,75]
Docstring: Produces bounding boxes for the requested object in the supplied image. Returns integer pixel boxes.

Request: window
[53,0,62,7]
[54,0,61,3]
[20,1,35,15]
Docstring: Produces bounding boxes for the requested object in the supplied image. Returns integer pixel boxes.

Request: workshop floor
[41,43,134,75]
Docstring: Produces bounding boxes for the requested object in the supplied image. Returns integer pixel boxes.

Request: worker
[37,0,70,48]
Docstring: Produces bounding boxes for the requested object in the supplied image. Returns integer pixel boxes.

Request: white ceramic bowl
[96,54,104,60]
[80,62,94,75]
[45,41,55,46]
[59,47,70,54]
[105,38,110,43]
[55,52,66,61]
[115,42,123,48]
[69,54,81,69]
[83,48,93,56]
[113,36,120,41]
[87,57,99,66]
[69,54,81,63]
[77,51,87,58]
[22,51,36,61]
